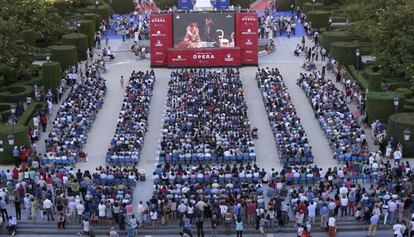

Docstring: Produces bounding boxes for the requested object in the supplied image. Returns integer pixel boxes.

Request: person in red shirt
[246,201,256,225]
[40,113,48,132]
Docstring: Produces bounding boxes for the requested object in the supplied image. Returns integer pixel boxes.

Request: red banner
[167,48,241,68]
[235,12,259,65]
[150,14,173,66]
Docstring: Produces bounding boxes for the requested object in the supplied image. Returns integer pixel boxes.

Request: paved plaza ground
[0,36,399,236]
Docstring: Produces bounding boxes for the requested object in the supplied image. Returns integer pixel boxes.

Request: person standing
[120,76,125,87]
[328,216,336,237]
[58,212,66,229]
[368,213,379,237]
[235,216,244,237]
[195,214,204,237]
[183,215,193,237]
[0,197,8,222]
[211,214,217,237]
[43,197,54,221]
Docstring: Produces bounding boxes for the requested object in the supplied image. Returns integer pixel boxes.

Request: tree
[0,0,68,43]
[345,0,414,79]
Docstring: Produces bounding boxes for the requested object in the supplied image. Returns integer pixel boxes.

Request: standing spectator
[236,216,244,237]
[195,214,204,237]
[76,201,85,225]
[40,112,48,132]
[394,221,403,237]
[328,216,336,237]
[150,208,158,228]
[183,215,193,237]
[368,213,379,237]
[393,149,402,165]
[0,197,8,222]
[43,197,53,221]
[13,194,21,221]
[58,212,66,229]
[211,214,217,237]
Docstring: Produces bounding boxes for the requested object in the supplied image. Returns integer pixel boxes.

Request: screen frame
[172,11,237,50]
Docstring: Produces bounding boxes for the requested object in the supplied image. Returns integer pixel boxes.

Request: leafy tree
[0,0,68,42]
[345,0,414,79]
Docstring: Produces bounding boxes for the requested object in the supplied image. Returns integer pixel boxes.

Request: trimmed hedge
[347,65,369,91]
[42,61,62,91]
[321,30,353,54]
[49,45,78,70]
[330,41,360,67]
[0,103,13,123]
[154,0,177,10]
[307,10,331,29]
[366,91,404,124]
[80,20,95,47]
[388,82,412,91]
[0,124,30,165]
[387,113,414,157]
[111,0,135,14]
[53,0,68,15]
[62,33,89,61]
[395,88,413,99]
[97,4,112,20]
[0,85,34,103]
[17,102,45,126]
[82,13,99,30]
[303,2,324,13]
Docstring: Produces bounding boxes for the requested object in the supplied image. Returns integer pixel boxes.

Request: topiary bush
[53,0,68,15]
[82,13,99,30]
[62,33,89,61]
[387,113,414,157]
[395,88,413,99]
[97,4,112,20]
[346,65,369,91]
[321,30,353,53]
[17,102,45,126]
[330,41,360,67]
[307,10,331,28]
[366,91,404,124]
[0,124,30,165]
[0,85,34,103]
[111,0,135,14]
[80,20,95,47]
[49,45,78,70]
[42,61,62,91]
[303,2,324,13]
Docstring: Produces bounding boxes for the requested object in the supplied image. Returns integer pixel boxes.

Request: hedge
[307,10,331,29]
[303,2,324,13]
[42,61,62,91]
[277,0,294,11]
[0,124,30,165]
[330,41,360,67]
[97,4,112,20]
[17,102,45,126]
[395,88,413,99]
[80,20,95,47]
[0,85,34,103]
[0,103,13,123]
[405,98,414,106]
[21,29,40,46]
[82,13,99,30]
[49,45,78,70]
[111,0,135,14]
[321,30,353,54]
[62,33,89,61]
[388,82,412,91]
[366,91,404,124]
[347,65,369,91]
[387,113,414,157]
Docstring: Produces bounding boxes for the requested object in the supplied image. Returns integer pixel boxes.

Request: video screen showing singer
[173,12,235,49]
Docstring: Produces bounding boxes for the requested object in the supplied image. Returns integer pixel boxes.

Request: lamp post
[10,105,16,130]
[77,23,81,34]
[312,0,316,10]
[46,55,52,93]
[393,96,399,139]
[356,48,361,81]
[95,0,99,15]
[0,140,3,152]
[364,88,369,113]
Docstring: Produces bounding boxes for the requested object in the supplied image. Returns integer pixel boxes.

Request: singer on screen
[176,22,201,48]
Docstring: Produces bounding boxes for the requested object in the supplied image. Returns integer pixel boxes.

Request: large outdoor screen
[173,12,235,49]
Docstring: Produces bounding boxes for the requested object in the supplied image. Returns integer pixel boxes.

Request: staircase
[3,217,390,236]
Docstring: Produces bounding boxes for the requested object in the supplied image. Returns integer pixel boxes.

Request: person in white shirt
[393,222,403,237]
[393,149,402,165]
[98,201,106,221]
[328,216,336,237]
[43,198,54,221]
[76,201,85,225]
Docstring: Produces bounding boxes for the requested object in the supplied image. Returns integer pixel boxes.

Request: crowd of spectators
[297,71,369,163]
[106,70,155,165]
[159,69,256,164]
[43,63,107,166]
[257,67,313,165]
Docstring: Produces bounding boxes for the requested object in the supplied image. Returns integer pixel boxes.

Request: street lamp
[393,96,399,138]
[404,128,411,141]
[77,23,81,34]
[0,140,3,152]
[356,48,361,81]
[7,134,14,145]
[95,0,99,15]
[46,54,52,93]
[312,0,316,10]
[10,105,16,115]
